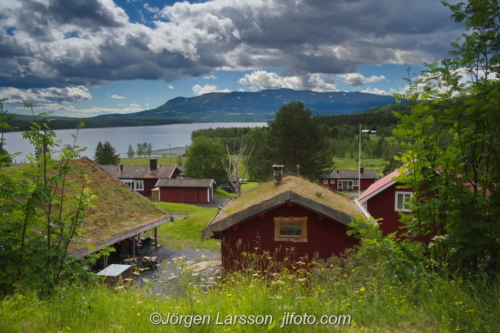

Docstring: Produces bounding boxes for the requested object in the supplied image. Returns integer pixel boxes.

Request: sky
[0,0,465,118]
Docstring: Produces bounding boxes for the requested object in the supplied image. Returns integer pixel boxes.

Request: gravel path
[133,245,222,296]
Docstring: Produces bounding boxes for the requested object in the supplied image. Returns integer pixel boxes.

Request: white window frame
[134,180,144,191]
[330,179,335,184]
[395,191,413,212]
[323,179,328,184]
[353,180,359,186]
[120,180,134,190]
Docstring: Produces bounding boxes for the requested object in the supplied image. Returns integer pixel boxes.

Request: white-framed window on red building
[395,191,413,212]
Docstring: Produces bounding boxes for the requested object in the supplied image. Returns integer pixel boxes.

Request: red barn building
[202,175,364,270]
[355,170,413,235]
[153,179,215,203]
[320,168,378,191]
[101,158,182,198]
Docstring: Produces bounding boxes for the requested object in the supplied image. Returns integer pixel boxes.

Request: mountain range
[94,89,399,122]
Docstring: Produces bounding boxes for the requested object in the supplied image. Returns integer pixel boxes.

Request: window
[274,217,307,242]
[395,192,413,212]
[353,180,358,186]
[330,180,335,184]
[323,180,328,184]
[134,180,144,191]
[120,180,134,190]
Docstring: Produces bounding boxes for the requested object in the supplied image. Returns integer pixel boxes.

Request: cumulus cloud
[111,94,126,99]
[192,84,230,96]
[0,86,92,106]
[203,75,217,80]
[0,0,463,89]
[168,85,174,89]
[361,87,389,95]
[238,71,337,92]
[338,73,387,86]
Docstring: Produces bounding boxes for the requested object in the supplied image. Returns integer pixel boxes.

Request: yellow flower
[359,287,366,292]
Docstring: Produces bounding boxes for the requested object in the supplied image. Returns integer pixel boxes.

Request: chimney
[150,158,158,171]
[272,164,284,184]
[336,170,340,174]
[120,165,124,171]
[360,167,364,174]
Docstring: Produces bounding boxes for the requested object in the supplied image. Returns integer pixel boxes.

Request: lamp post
[297,165,300,177]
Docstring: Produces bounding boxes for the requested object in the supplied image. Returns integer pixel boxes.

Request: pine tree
[94,141,120,165]
[127,144,135,158]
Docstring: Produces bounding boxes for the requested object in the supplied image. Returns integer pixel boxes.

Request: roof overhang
[202,191,356,241]
[70,216,172,258]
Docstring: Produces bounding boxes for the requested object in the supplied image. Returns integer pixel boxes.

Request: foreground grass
[1,263,498,333]
[156,209,220,250]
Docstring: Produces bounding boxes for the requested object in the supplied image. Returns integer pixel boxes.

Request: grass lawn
[154,202,209,215]
[156,208,220,250]
[119,156,186,166]
[333,158,388,176]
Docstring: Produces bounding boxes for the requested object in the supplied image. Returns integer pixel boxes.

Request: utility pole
[358,124,361,198]
[169,144,172,165]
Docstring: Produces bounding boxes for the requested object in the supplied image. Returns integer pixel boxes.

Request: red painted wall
[365,183,412,235]
[219,203,359,270]
[136,179,158,197]
[171,168,181,179]
[159,187,209,203]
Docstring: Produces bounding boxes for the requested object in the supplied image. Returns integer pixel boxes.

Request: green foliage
[267,101,332,180]
[127,144,135,158]
[93,141,120,165]
[0,105,101,295]
[185,136,227,186]
[392,0,500,272]
[0,98,15,166]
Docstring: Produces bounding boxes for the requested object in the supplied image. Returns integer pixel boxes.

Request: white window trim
[330,179,335,184]
[134,180,144,191]
[353,180,359,186]
[120,180,134,190]
[395,191,413,212]
[323,179,328,184]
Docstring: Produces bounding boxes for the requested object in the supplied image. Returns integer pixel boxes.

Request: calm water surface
[4,122,267,162]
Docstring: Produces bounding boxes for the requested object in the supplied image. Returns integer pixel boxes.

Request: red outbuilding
[153,178,215,203]
[320,168,378,192]
[202,175,364,270]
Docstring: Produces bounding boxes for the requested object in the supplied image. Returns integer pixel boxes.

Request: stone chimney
[360,167,364,174]
[150,158,158,171]
[272,164,284,184]
[119,165,124,171]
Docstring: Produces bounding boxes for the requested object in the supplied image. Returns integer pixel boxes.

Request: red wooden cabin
[320,168,378,192]
[153,179,215,203]
[355,170,412,236]
[202,176,363,270]
[101,158,182,198]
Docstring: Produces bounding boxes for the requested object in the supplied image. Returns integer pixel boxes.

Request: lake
[4,122,267,162]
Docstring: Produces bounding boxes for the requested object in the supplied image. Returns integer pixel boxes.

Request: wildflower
[359,287,366,292]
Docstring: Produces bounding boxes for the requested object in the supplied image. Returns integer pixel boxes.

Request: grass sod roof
[67,158,171,257]
[202,175,364,240]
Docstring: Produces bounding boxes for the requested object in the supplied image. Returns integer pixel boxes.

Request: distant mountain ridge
[94,88,399,122]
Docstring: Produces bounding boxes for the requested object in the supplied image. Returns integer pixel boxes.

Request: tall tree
[94,141,120,165]
[146,143,153,157]
[267,101,332,180]
[185,136,227,186]
[393,0,500,272]
[127,144,135,158]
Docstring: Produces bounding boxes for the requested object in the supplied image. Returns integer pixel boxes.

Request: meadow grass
[333,158,388,176]
[1,253,498,333]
